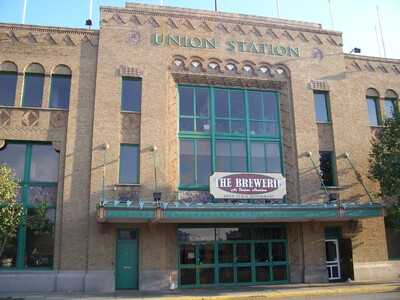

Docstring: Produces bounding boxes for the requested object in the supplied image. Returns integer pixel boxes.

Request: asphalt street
[285,291,400,300]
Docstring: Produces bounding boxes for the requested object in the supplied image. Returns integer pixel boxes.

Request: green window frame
[178,85,283,190]
[0,141,59,270]
[177,225,289,288]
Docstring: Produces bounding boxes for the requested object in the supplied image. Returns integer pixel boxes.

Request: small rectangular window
[0,72,17,106]
[383,99,396,120]
[22,73,44,108]
[119,144,139,184]
[367,97,380,126]
[319,151,336,187]
[49,75,71,109]
[121,77,141,112]
[314,92,330,123]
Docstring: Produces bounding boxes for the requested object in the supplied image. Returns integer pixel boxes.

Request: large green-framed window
[0,142,59,269]
[178,85,282,190]
[178,226,288,287]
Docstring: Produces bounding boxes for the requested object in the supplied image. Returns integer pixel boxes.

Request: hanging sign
[210,172,286,199]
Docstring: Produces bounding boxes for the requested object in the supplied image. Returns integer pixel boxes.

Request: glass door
[325,239,341,280]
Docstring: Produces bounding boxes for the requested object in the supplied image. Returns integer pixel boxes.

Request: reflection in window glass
[179,87,194,116]
[119,144,139,184]
[215,89,229,117]
[197,140,211,185]
[216,141,246,172]
[0,235,17,268]
[367,98,379,126]
[314,92,330,123]
[0,72,17,106]
[195,88,209,117]
[49,75,71,109]
[180,140,195,185]
[30,145,59,182]
[121,77,141,112]
[178,228,215,242]
[25,208,55,268]
[179,140,211,186]
[0,143,26,179]
[319,151,336,186]
[251,142,281,173]
[22,73,44,108]
[28,186,57,207]
[384,99,396,119]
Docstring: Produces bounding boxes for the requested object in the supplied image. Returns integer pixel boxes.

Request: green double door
[116,230,138,290]
[179,240,288,287]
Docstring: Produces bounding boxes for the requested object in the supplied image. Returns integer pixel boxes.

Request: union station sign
[210,172,287,199]
[151,33,300,57]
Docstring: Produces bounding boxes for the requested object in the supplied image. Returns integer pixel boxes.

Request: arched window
[366,88,380,126]
[0,61,18,106]
[49,65,72,109]
[383,89,398,120]
[22,63,45,108]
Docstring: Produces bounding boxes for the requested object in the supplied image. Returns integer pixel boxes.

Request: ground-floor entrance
[115,229,138,290]
[178,225,288,287]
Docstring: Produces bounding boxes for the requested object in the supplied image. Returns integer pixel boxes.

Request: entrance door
[339,238,354,281]
[325,239,341,280]
[179,240,288,287]
[116,229,138,289]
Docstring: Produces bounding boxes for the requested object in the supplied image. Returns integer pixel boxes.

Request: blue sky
[0,0,399,58]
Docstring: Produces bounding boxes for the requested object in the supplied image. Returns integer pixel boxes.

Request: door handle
[123,266,132,270]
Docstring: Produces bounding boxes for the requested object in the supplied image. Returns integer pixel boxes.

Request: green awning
[97,201,383,223]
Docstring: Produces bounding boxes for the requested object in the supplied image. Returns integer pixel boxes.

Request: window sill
[121,111,141,114]
[0,105,68,111]
[316,121,332,125]
[178,186,209,191]
[369,125,384,128]
[115,183,141,187]
[322,186,342,190]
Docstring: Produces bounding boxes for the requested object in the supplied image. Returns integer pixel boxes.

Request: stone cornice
[345,53,400,64]
[0,23,99,36]
[100,4,342,37]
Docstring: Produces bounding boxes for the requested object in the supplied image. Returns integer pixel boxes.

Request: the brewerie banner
[210,172,286,199]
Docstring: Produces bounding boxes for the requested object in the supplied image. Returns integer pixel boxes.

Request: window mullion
[210,87,216,173]
[194,140,198,185]
[245,90,251,172]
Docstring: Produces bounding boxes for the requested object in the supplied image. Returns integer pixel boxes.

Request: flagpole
[376,6,387,58]
[22,0,27,24]
[276,0,280,17]
[89,0,93,21]
[375,25,382,57]
[328,0,335,30]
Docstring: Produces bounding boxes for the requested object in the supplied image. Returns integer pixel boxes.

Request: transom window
[178,85,282,189]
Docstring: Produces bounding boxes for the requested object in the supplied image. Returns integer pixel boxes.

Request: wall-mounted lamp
[141,145,160,203]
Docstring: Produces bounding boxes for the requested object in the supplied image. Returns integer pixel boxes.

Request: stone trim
[100,6,342,39]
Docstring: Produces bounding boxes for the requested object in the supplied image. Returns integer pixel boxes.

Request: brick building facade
[0,2,399,292]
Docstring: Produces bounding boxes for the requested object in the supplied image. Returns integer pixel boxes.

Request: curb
[153,284,400,300]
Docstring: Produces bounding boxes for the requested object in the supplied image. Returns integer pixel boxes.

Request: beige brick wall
[0,3,399,288]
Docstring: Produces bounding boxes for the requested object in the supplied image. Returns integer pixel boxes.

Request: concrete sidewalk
[1,281,399,300]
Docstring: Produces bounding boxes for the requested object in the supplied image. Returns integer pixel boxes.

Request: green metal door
[116,230,138,290]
